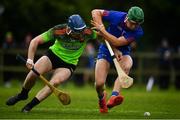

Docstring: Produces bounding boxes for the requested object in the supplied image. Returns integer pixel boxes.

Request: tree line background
[0,0,180,51]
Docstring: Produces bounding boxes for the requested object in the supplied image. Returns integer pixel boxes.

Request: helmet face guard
[127,6,144,24]
[68,14,87,33]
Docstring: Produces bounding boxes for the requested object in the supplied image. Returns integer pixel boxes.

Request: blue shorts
[97,44,130,64]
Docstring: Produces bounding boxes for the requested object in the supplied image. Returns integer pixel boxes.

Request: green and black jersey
[41,24,97,65]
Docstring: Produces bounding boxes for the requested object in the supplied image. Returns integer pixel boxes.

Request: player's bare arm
[91,20,132,47]
[91,9,132,46]
[91,9,104,26]
[27,35,44,69]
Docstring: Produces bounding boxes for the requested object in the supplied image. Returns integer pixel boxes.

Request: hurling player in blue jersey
[91,6,144,113]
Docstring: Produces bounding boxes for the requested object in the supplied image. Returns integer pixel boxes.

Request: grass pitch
[0,81,180,119]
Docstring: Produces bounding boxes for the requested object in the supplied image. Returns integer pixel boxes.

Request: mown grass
[0,81,180,119]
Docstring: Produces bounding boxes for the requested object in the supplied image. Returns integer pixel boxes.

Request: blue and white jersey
[97,10,144,63]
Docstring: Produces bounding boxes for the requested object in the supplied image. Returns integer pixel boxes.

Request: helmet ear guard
[127,6,144,24]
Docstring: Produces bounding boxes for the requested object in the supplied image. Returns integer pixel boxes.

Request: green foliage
[0,0,179,50]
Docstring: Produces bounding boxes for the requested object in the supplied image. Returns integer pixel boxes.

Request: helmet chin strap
[66,27,72,35]
[124,17,128,23]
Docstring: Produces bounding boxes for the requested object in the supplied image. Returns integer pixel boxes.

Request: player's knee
[95,80,105,87]
[51,79,62,87]
[123,66,131,74]
[121,56,133,74]
[26,71,38,79]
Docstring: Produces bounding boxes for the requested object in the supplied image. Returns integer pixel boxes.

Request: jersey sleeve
[41,28,54,43]
[91,30,97,39]
[41,24,66,43]
[102,10,122,23]
[123,29,144,42]
[84,28,97,40]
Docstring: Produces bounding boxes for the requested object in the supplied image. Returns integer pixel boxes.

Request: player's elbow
[91,9,102,17]
[112,37,131,47]
[32,35,44,45]
[111,41,121,47]
[29,39,37,49]
[91,9,97,15]
[29,37,41,48]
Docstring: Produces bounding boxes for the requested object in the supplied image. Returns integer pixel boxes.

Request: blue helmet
[68,14,86,32]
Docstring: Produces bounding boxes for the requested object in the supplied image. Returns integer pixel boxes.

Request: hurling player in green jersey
[6,14,97,112]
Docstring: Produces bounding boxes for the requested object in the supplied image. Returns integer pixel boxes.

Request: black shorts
[44,49,76,74]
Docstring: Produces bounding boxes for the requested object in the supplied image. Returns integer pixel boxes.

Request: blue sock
[111,91,119,96]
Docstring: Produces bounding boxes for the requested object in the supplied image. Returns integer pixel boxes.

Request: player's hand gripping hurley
[105,40,133,88]
[16,54,71,105]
